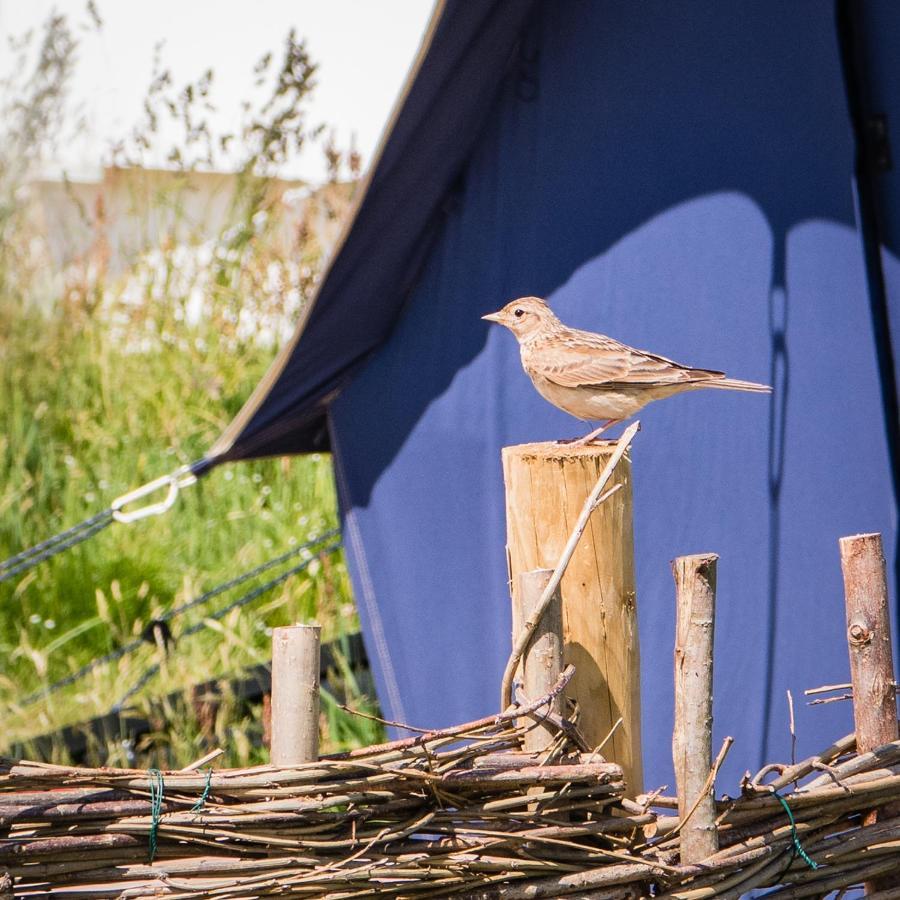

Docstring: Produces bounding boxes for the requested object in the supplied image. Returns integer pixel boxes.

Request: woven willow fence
[1,671,900,898]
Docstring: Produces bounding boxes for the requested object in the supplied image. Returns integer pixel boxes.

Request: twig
[672,736,733,838]
[766,732,856,793]
[589,718,624,761]
[179,748,224,772]
[338,704,436,734]
[808,692,854,706]
[804,682,853,696]
[787,690,796,769]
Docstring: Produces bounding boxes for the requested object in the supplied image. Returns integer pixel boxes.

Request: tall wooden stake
[503,440,641,792]
[839,532,898,893]
[512,568,563,754]
[672,553,718,864]
[270,624,321,765]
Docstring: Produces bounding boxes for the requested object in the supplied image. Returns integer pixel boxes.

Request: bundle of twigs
[0,670,627,898]
[2,669,900,899]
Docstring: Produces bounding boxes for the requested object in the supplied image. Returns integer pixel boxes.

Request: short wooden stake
[672,553,719,864]
[840,533,897,753]
[512,568,563,754]
[839,533,899,893]
[503,441,641,792]
[270,624,321,765]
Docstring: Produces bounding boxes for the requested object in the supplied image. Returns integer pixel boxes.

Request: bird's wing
[530,329,724,388]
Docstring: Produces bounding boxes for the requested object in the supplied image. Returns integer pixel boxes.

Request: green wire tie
[147,768,165,863]
[774,790,819,870]
[191,768,213,812]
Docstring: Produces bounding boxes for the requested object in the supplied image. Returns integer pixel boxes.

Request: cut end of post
[501,441,633,462]
[839,532,882,545]
[502,420,641,462]
[671,554,719,585]
[274,622,321,635]
[839,533,885,566]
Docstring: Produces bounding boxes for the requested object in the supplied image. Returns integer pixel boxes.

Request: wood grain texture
[502,442,641,793]
[672,553,719,864]
[513,569,563,754]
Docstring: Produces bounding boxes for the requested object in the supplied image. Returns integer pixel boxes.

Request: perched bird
[482,296,771,445]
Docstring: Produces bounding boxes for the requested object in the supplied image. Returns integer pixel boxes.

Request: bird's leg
[567,419,622,448]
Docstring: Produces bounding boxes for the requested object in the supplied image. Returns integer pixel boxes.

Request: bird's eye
[514,308,524,318]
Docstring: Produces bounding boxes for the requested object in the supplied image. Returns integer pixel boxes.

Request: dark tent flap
[208,0,539,462]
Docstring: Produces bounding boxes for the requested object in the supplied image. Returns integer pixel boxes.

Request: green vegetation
[0,10,381,767]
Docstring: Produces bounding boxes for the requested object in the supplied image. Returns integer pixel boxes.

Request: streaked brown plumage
[482,296,771,444]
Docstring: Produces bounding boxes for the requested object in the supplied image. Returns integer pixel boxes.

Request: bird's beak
[481,311,503,323]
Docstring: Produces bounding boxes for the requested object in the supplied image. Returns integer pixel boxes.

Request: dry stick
[672,553,719,863]
[179,748,224,772]
[337,705,439,734]
[805,681,853,696]
[499,421,640,711]
[808,693,854,706]
[787,689,796,768]
[840,533,898,754]
[591,718,624,760]
[841,532,899,893]
[767,731,857,793]
[802,738,900,791]
[672,736,733,839]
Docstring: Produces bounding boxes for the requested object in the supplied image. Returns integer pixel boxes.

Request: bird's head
[481,296,558,342]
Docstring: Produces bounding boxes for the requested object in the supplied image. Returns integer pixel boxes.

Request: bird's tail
[707,376,772,394]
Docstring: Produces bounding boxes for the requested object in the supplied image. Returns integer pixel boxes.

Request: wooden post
[270,624,321,765]
[512,568,563,754]
[840,533,897,753]
[672,553,718,864]
[839,532,899,893]
[503,441,641,792]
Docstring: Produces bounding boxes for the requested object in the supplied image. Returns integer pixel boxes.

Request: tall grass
[0,11,381,766]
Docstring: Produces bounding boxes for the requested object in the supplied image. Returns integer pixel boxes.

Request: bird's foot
[557,419,624,448]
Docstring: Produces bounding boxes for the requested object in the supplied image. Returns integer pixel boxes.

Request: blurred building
[26,166,351,276]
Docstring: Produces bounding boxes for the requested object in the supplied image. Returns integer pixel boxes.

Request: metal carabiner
[111,465,198,524]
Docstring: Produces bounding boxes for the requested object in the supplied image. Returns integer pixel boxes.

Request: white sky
[0,0,434,181]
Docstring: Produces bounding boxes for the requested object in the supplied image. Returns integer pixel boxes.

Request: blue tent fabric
[211,1,900,789]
